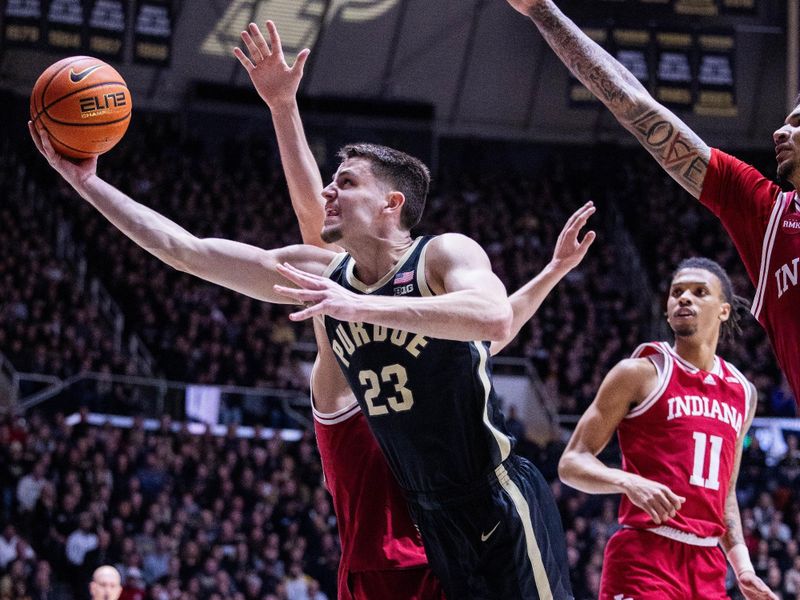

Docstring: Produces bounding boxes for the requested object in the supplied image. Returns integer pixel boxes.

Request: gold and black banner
[694,31,737,116]
[44,0,85,52]
[594,0,755,16]
[568,23,736,117]
[87,0,125,60]
[3,0,45,49]
[655,30,694,109]
[133,0,172,66]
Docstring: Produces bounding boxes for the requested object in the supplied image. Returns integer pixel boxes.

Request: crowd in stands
[0,139,137,385]
[1,411,799,599]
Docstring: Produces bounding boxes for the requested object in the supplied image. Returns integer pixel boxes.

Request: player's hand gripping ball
[30,56,132,159]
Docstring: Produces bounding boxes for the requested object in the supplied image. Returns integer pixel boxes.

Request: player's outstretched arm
[273,233,513,341]
[722,384,778,600]
[30,121,334,304]
[234,21,336,249]
[558,358,686,524]
[507,0,710,199]
[490,201,596,355]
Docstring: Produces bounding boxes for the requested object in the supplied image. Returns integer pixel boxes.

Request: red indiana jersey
[700,149,800,405]
[617,342,753,539]
[313,400,429,585]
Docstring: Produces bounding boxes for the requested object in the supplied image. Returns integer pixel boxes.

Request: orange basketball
[30,56,132,160]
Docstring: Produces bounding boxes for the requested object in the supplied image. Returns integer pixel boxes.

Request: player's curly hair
[672,257,750,341]
[337,143,430,230]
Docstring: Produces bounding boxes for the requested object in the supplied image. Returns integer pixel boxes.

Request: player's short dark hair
[337,143,430,230]
[672,257,750,341]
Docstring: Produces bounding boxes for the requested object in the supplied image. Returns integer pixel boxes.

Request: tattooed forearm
[527,2,646,115]
[521,0,710,198]
[720,490,746,552]
[630,110,708,196]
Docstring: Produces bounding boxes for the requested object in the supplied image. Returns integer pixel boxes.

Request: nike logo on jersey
[480,521,500,542]
[70,65,103,83]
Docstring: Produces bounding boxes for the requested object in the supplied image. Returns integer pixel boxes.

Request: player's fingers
[565,201,594,228]
[232,47,255,72]
[577,230,596,252]
[266,20,284,59]
[289,302,323,321]
[293,48,310,74]
[664,489,685,511]
[249,22,272,58]
[277,263,326,288]
[28,121,46,156]
[272,284,318,302]
[240,30,263,62]
[36,124,58,161]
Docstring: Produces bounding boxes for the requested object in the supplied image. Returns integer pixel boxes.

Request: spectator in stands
[89,565,122,600]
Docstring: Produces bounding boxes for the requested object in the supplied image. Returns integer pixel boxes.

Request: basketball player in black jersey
[30,56,589,594]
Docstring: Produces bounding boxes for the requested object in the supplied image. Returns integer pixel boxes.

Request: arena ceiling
[0,0,793,149]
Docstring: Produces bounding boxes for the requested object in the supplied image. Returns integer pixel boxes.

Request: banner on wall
[87,0,125,59]
[44,0,85,53]
[133,0,172,65]
[3,0,45,48]
[694,31,737,116]
[655,30,694,110]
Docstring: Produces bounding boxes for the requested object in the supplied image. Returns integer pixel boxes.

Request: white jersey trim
[752,192,787,320]
[495,463,554,600]
[322,252,349,278]
[473,341,511,463]
[311,392,360,426]
[645,525,719,547]
[723,361,754,430]
[344,237,424,293]
[416,239,434,297]
[626,342,673,419]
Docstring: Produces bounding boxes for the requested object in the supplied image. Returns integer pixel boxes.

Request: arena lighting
[201,0,399,59]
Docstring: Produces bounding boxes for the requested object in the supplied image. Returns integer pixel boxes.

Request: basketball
[30,56,132,160]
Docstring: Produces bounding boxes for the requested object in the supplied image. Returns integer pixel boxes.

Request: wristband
[727,543,755,577]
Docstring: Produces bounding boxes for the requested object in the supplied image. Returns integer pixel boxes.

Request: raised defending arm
[490,201,595,355]
[234,21,339,250]
[507,0,711,198]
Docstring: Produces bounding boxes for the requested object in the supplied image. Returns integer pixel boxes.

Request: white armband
[726,543,755,577]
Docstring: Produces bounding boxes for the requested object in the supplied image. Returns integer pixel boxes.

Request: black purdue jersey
[322,236,514,494]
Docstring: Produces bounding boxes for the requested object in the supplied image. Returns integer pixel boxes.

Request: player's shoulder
[426,233,489,263]
[609,357,659,381]
[602,357,660,403]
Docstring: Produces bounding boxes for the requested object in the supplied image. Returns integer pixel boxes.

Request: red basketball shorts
[600,527,729,600]
[344,566,446,600]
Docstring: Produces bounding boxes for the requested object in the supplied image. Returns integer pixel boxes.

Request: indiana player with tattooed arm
[559,258,775,600]
[31,33,580,600]
[506,0,800,408]
[233,20,596,600]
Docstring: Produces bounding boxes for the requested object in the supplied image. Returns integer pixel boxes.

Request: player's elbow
[557,452,578,487]
[485,303,513,342]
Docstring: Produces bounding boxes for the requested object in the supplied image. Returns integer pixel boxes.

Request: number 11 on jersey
[690,431,722,490]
